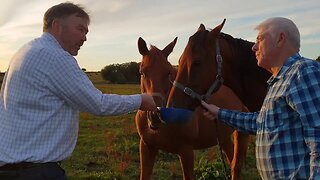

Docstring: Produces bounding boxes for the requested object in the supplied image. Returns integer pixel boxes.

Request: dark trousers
[0,162,67,180]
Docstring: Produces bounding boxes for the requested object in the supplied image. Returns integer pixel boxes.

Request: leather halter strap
[172,38,224,102]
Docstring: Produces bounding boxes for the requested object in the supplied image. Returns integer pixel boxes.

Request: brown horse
[135,37,251,180]
[167,20,272,178]
[167,19,271,111]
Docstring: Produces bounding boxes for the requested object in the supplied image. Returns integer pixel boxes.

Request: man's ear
[51,19,62,33]
[277,32,286,47]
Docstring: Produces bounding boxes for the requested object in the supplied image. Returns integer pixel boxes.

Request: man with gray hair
[202,17,320,179]
[0,2,157,179]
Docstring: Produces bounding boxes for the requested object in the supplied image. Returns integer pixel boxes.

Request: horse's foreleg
[139,139,158,180]
[230,131,250,180]
[219,136,234,165]
[179,147,195,180]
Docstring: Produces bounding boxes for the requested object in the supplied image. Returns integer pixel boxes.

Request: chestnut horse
[135,37,251,180]
[167,20,272,178]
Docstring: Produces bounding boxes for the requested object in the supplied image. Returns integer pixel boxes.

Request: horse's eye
[139,70,146,78]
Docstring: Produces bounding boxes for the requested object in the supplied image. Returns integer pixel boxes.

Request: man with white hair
[202,17,320,179]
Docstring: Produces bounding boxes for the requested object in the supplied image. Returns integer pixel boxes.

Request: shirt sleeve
[218,109,259,135]
[46,51,141,116]
[288,64,320,178]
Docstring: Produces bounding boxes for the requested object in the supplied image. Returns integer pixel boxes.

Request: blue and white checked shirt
[0,32,141,166]
[218,53,320,179]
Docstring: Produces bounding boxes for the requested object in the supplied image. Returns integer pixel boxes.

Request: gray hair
[255,17,300,49]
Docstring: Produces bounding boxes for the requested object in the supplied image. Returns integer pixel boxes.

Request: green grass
[59,80,260,179]
[0,71,260,179]
[86,72,107,84]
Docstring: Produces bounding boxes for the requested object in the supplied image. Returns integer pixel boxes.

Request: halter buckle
[183,87,194,96]
[216,54,223,63]
[216,74,222,80]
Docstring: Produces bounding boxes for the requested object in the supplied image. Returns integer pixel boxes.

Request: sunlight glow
[0,0,319,72]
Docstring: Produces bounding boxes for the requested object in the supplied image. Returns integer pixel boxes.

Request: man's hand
[201,101,220,120]
[139,93,157,112]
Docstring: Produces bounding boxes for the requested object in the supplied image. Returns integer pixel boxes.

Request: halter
[143,77,175,129]
[171,38,224,102]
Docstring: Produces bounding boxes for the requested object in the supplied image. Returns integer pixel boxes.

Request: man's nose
[252,43,258,52]
[83,35,87,42]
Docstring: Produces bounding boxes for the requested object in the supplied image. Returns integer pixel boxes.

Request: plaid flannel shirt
[219,53,320,179]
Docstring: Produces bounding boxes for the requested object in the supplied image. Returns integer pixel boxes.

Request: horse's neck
[220,37,271,111]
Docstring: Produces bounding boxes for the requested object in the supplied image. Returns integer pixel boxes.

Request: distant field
[86,71,108,84]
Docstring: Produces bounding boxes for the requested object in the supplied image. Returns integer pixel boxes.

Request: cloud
[0,0,320,72]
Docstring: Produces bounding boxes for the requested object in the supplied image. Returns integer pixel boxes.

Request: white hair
[255,17,300,49]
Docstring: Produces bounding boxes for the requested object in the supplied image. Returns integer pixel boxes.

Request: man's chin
[70,51,78,56]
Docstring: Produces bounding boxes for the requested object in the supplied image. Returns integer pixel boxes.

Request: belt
[0,162,58,171]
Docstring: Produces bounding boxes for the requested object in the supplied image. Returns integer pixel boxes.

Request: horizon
[1,0,320,72]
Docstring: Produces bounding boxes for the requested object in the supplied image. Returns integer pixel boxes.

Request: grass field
[0,71,260,179]
[59,79,260,179]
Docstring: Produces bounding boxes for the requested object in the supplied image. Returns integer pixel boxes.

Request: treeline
[99,56,320,84]
[100,61,140,84]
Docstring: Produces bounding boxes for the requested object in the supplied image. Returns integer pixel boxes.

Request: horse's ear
[138,37,149,55]
[209,19,226,38]
[197,24,206,32]
[162,37,178,58]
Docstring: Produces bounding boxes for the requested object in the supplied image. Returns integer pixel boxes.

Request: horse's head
[138,37,177,107]
[167,19,226,110]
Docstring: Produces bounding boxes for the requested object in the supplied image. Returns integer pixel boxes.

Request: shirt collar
[41,32,63,49]
[267,53,301,85]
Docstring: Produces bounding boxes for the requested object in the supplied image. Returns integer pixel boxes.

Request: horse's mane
[218,32,271,111]
[145,45,173,66]
[219,32,255,58]
[219,32,259,71]
[148,45,162,65]
[150,45,158,51]
[219,32,254,50]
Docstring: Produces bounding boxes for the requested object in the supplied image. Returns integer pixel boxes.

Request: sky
[0,0,320,72]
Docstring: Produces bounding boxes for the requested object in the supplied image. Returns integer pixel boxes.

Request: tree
[101,64,123,83]
[101,62,140,84]
[121,62,140,83]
